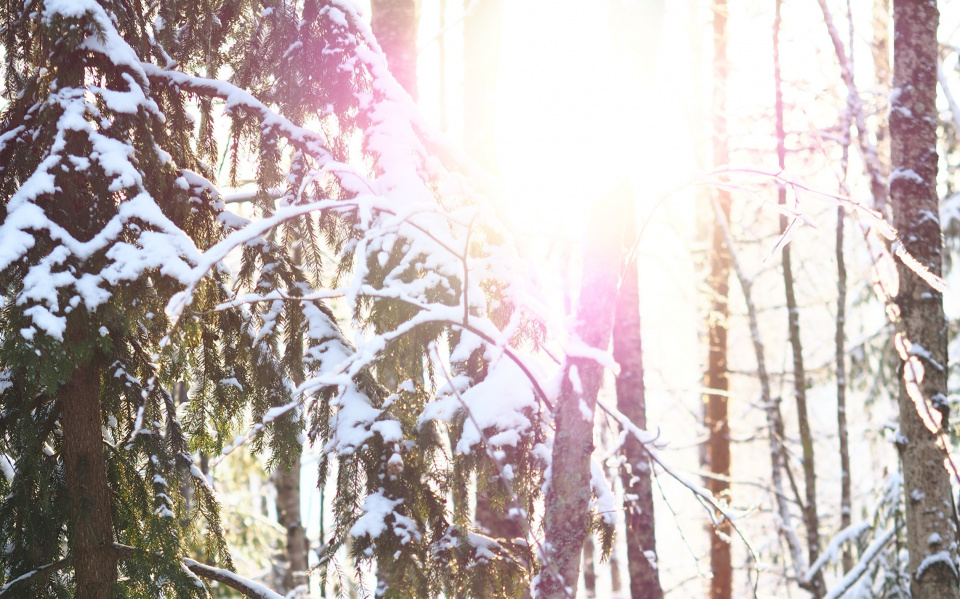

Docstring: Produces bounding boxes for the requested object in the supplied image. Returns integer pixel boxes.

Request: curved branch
[0,546,283,599]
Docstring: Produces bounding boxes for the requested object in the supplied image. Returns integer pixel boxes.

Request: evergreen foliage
[0,1,586,597]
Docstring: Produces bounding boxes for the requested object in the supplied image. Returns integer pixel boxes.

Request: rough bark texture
[614,196,662,599]
[705,1,732,597]
[274,458,309,594]
[775,3,823,595]
[370,0,419,100]
[536,189,622,599]
[61,359,117,599]
[891,2,960,598]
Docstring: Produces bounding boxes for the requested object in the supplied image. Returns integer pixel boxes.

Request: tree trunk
[704,2,732,598]
[61,359,117,599]
[890,2,960,598]
[872,0,891,179]
[370,0,420,100]
[582,534,597,599]
[836,205,853,579]
[275,459,309,595]
[614,191,662,599]
[536,188,623,599]
[775,3,823,595]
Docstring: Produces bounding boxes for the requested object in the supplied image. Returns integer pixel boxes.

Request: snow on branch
[821,528,895,599]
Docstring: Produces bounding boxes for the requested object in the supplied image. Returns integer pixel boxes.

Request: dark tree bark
[536,188,623,599]
[370,0,420,100]
[704,1,732,598]
[60,358,117,599]
[890,2,960,598]
[775,3,823,596]
[614,193,662,599]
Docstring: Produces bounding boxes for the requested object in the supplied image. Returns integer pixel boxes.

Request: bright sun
[414,0,699,239]
[493,0,697,237]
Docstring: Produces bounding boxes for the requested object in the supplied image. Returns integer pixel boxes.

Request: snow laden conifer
[0,1,592,597]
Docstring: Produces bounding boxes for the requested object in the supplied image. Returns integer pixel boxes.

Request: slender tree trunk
[836,0,856,577]
[872,0,891,176]
[705,2,732,598]
[275,460,309,594]
[610,548,623,595]
[61,358,117,599]
[711,199,807,584]
[836,205,853,575]
[537,188,623,599]
[890,3,960,598]
[582,535,597,599]
[817,0,887,212]
[370,0,419,100]
[614,192,662,599]
[775,3,823,596]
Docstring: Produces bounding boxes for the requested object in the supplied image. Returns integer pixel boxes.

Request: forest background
[1,0,959,598]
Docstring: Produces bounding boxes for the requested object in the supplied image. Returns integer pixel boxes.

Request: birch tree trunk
[536,189,623,599]
[705,1,733,597]
[890,2,960,598]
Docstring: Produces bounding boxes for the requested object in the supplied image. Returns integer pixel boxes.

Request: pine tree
[889,1,960,597]
[0,1,554,597]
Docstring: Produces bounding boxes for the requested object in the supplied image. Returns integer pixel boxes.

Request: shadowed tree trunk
[274,461,309,594]
[614,188,662,599]
[61,357,117,599]
[536,188,623,599]
[704,1,732,598]
[582,534,597,598]
[890,2,960,598]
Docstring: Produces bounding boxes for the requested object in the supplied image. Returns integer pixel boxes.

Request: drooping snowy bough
[0,1,614,597]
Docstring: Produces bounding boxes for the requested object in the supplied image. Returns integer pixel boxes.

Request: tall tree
[889,1,960,598]
[0,2,548,598]
[704,1,733,597]
[537,188,623,599]
[614,191,663,599]
[610,1,665,595]
[774,2,823,596]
